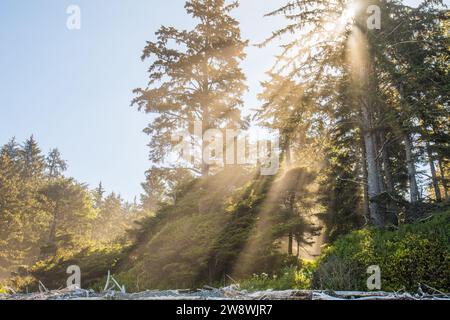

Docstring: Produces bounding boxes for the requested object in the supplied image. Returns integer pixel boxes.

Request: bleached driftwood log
[1,281,448,300]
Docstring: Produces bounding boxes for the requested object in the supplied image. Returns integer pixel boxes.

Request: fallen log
[1,288,449,300]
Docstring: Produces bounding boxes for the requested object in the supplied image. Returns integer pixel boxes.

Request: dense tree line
[257,0,449,240]
[0,137,145,278]
[135,0,448,249]
[1,0,448,290]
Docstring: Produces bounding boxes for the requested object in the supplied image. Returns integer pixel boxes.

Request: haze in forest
[0,0,449,296]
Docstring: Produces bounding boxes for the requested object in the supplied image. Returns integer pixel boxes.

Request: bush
[240,267,298,291]
[240,261,317,292]
[8,244,126,292]
[0,284,6,294]
[312,210,450,292]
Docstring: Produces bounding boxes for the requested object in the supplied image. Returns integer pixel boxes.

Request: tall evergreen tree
[40,178,95,258]
[46,148,68,178]
[2,138,19,160]
[264,0,448,227]
[92,182,105,209]
[132,0,248,176]
[20,135,45,179]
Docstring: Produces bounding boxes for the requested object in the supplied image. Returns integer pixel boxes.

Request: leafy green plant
[313,210,450,292]
[240,261,317,292]
[240,267,298,291]
[8,244,126,293]
[0,284,6,294]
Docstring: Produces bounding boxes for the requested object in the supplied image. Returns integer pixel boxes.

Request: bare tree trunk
[438,158,449,201]
[381,133,398,225]
[380,131,398,225]
[403,133,419,203]
[361,111,383,227]
[288,233,293,256]
[426,143,442,202]
[351,25,383,227]
[361,139,370,223]
[374,133,391,223]
[375,132,386,194]
[201,107,210,176]
[382,146,395,195]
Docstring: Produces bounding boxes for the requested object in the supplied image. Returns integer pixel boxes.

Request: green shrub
[0,284,6,294]
[240,267,298,291]
[240,261,317,292]
[312,210,450,292]
[9,244,126,292]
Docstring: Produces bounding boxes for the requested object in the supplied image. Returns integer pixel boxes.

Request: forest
[0,0,449,298]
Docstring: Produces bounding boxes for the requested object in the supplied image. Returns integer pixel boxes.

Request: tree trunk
[403,133,419,203]
[361,137,370,223]
[438,158,449,201]
[288,233,293,256]
[382,152,395,195]
[426,143,441,202]
[355,26,384,228]
[201,108,210,176]
[362,110,385,228]
[382,141,398,225]
[375,133,386,194]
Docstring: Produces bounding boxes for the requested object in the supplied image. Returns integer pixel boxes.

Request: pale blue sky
[0,0,436,200]
[0,0,287,200]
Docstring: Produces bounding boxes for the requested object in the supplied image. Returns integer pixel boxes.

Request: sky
[0,0,437,200]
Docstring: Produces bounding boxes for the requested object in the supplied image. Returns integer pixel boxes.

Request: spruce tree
[46,148,68,178]
[132,0,248,176]
[20,135,45,179]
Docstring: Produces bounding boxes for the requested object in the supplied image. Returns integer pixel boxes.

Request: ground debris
[1,285,448,300]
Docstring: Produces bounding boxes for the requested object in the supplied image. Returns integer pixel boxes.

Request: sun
[341,2,358,24]
[323,2,358,33]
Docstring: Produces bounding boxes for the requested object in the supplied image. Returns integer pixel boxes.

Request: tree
[3,138,19,160]
[92,192,124,242]
[264,0,448,227]
[256,74,317,167]
[40,178,95,258]
[0,139,49,275]
[273,168,318,256]
[132,0,248,176]
[19,135,45,179]
[92,182,105,209]
[141,166,193,211]
[373,0,449,213]
[0,149,26,275]
[46,148,68,178]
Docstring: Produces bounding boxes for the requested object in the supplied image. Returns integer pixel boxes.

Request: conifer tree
[133,0,248,176]
[20,135,45,179]
[264,0,448,227]
[46,148,68,178]
[93,182,106,209]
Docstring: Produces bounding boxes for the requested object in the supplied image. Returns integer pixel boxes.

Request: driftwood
[1,287,448,300]
[226,288,449,301]
[1,275,448,300]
